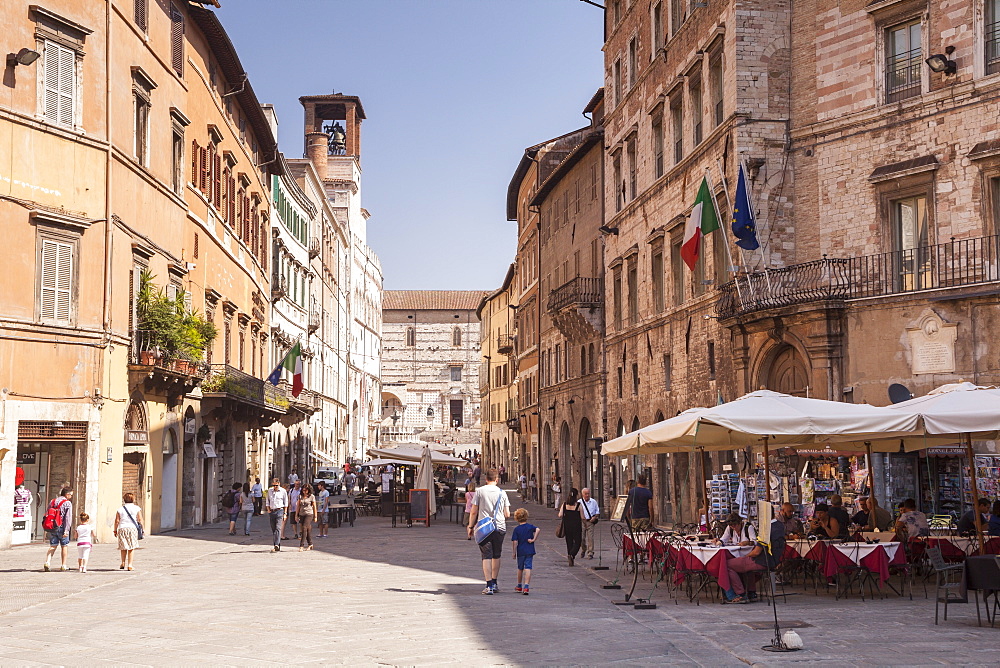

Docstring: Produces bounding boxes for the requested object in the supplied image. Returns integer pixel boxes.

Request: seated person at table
[957,498,991,535]
[827,495,851,538]
[807,503,841,538]
[894,498,930,539]
[851,497,892,531]
[779,503,804,538]
[989,500,1000,537]
[717,513,757,546]
[722,516,787,604]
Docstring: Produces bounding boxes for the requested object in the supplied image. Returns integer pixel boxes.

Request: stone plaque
[906,310,957,375]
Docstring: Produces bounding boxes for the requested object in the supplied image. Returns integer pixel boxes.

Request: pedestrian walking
[316,481,330,537]
[250,477,264,515]
[624,474,654,531]
[558,488,582,566]
[552,476,562,509]
[498,464,506,485]
[114,492,143,571]
[467,468,510,595]
[344,470,357,498]
[239,482,254,535]
[42,486,73,572]
[472,463,482,486]
[519,473,527,501]
[528,474,537,503]
[287,480,302,539]
[510,508,540,595]
[265,478,288,552]
[357,470,368,495]
[225,482,242,535]
[578,487,600,559]
[74,512,94,573]
[287,469,299,487]
[297,484,317,550]
[463,482,477,539]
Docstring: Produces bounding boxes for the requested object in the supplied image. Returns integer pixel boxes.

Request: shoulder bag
[122,504,144,540]
[473,491,505,544]
[555,515,566,538]
[582,499,599,525]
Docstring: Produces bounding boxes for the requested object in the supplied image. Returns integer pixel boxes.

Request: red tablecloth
[985,537,1000,555]
[669,544,744,591]
[918,537,967,561]
[821,542,904,584]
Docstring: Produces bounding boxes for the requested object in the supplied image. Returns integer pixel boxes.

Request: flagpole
[739,158,774,294]
[704,167,744,305]
[712,160,760,307]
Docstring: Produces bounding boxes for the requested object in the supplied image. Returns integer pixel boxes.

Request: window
[612,267,623,329]
[651,247,665,312]
[134,90,150,166]
[580,346,587,375]
[693,242,706,296]
[555,344,562,382]
[617,366,624,398]
[992,177,1000,233]
[405,326,415,347]
[670,0,685,36]
[690,75,703,146]
[41,40,77,127]
[171,4,185,76]
[886,20,922,102]
[626,135,637,201]
[892,195,930,290]
[651,2,663,55]
[671,95,683,164]
[452,326,462,347]
[223,319,231,365]
[652,113,664,179]
[612,151,623,212]
[450,366,462,382]
[613,59,623,106]
[632,363,640,395]
[662,354,672,390]
[709,51,724,127]
[713,228,729,286]
[171,126,184,194]
[611,0,621,26]
[708,341,716,380]
[628,37,638,88]
[37,235,75,324]
[589,343,596,374]
[627,258,638,325]
[134,0,148,32]
[671,236,684,305]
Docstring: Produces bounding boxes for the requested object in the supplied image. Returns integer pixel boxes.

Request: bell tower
[299,94,366,179]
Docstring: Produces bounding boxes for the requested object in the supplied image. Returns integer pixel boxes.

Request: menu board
[409,489,430,526]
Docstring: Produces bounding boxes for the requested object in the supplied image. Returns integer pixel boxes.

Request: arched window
[405,327,415,347]
[580,346,587,375]
[589,343,596,374]
[452,326,462,347]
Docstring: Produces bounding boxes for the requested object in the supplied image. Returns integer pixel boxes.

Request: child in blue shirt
[510,508,540,595]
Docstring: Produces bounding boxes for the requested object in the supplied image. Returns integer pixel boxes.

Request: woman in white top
[114,492,143,571]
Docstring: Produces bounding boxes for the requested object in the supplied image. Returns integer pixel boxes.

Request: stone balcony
[546,276,604,341]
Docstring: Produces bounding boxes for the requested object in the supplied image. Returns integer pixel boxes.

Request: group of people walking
[41,487,144,573]
[261,478,339,552]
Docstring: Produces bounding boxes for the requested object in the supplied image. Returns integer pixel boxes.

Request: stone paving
[0,489,997,666]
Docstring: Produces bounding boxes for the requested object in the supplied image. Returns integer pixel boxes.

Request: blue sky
[218,0,604,291]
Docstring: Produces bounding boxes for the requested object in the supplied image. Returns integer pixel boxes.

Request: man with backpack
[43,486,74,571]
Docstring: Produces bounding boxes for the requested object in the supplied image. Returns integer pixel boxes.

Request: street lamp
[7,48,41,67]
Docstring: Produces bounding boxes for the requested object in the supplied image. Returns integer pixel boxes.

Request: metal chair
[926,546,966,625]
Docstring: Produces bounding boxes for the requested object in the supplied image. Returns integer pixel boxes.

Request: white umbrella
[367,445,468,466]
[415,445,437,516]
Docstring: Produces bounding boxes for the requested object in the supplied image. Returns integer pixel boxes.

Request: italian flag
[680,178,720,271]
[266,342,303,397]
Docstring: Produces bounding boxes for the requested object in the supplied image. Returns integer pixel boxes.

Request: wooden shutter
[134,0,148,32]
[191,140,199,184]
[170,4,184,76]
[40,238,73,322]
[213,153,222,208]
[199,147,208,193]
[44,41,75,127]
[227,175,236,225]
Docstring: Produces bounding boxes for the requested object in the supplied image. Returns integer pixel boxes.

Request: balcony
[716,235,1000,320]
[505,409,521,434]
[281,381,320,417]
[202,364,288,420]
[270,274,288,303]
[309,237,320,259]
[547,276,604,341]
[308,308,321,333]
[128,329,208,392]
[496,334,515,355]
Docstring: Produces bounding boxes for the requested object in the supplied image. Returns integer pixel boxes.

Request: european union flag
[732,164,760,250]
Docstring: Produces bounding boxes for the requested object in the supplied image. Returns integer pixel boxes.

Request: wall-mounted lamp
[599,225,619,236]
[567,399,576,405]
[7,48,41,67]
[926,46,957,75]
[548,404,556,411]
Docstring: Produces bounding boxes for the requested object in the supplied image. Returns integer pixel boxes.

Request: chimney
[305,132,328,181]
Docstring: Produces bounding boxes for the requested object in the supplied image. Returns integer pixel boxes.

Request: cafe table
[669,542,754,599]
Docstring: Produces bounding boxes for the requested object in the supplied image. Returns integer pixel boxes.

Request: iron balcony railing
[202,364,289,413]
[129,329,208,377]
[717,235,1000,319]
[496,334,515,354]
[309,237,320,259]
[270,274,288,302]
[886,47,922,103]
[308,308,321,333]
[547,276,604,312]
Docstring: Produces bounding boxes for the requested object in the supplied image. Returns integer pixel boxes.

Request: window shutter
[213,153,222,208]
[228,175,236,225]
[43,42,75,127]
[170,5,184,76]
[199,147,208,192]
[135,0,148,31]
[191,140,199,184]
[40,239,73,322]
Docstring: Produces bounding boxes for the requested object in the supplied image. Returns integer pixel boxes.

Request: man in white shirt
[265,478,289,552]
[287,470,299,487]
[286,481,302,540]
[250,478,264,515]
[578,488,600,559]
[316,482,330,538]
[344,471,357,498]
[467,468,511,594]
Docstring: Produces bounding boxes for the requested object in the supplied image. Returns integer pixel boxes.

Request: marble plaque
[907,310,957,375]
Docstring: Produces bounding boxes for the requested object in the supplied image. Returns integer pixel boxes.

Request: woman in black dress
[558,487,583,566]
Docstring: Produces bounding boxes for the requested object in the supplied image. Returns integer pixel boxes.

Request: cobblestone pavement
[1,490,997,666]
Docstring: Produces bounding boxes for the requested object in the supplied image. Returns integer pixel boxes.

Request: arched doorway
[123,399,148,522]
[181,406,197,528]
[578,418,598,502]
[629,416,641,481]
[764,344,810,397]
[161,427,178,530]
[558,421,570,487]
[541,422,552,504]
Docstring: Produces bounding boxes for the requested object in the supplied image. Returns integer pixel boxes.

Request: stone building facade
[380,291,487,451]
[478,265,518,472]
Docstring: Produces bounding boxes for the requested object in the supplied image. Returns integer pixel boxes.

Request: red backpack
[42,498,68,532]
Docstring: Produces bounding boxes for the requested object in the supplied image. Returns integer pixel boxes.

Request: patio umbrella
[366,445,468,466]
[415,444,437,516]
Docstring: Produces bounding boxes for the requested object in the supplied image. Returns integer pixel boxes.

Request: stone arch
[630,416,641,433]
[653,410,665,423]
[125,396,148,432]
[616,418,625,437]
[758,343,810,397]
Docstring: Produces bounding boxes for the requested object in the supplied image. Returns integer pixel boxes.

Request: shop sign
[202,442,217,458]
[17,452,36,464]
[184,418,196,436]
[926,446,964,456]
[125,429,148,444]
